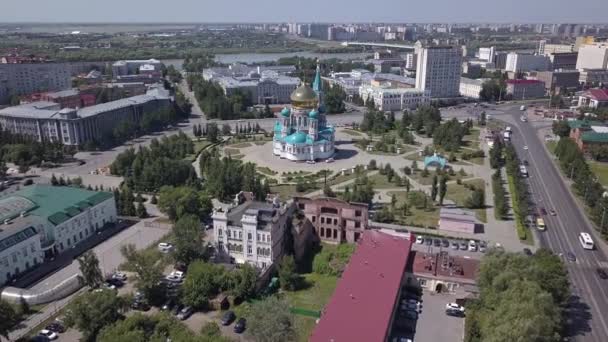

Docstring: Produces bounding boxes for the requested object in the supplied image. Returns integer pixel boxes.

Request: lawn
[445,178,487,223]
[184,140,212,161]
[463,128,481,148]
[589,161,608,188]
[228,142,252,148]
[270,184,319,201]
[284,273,338,311]
[257,166,278,176]
[408,169,469,186]
[546,140,557,154]
[341,128,363,136]
[386,191,440,228]
[223,147,240,156]
[366,173,401,189]
[368,144,416,156]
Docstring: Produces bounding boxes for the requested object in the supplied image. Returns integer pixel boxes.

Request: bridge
[341,41,416,50]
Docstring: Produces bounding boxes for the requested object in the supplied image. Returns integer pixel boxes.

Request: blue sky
[1,0,607,23]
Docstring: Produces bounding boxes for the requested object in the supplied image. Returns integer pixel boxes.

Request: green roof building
[0,185,117,285]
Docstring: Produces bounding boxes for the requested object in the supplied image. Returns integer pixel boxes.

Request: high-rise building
[505,53,551,72]
[0,63,71,104]
[576,43,608,70]
[478,47,496,62]
[415,45,462,98]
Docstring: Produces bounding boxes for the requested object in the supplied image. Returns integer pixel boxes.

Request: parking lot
[412,291,465,342]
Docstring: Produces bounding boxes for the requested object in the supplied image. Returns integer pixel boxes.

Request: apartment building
[0,63,71,104]
[415,45,463,98]
[0,185,117,285]
[576,44,608,70]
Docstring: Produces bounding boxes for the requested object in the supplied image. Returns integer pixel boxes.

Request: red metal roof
[310,230,412,342]
[506,79,543,85]
[585,89,608,101]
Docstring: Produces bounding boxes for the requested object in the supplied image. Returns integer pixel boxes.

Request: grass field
[228,142,252,148]
[341,129,363,136]
[366,173,401,189]
[590,161,608,188]
[284,273,338,311]
[546,140,557,154]
[270,184,319,200]
[223,147,240,156]
[387,191,440,228]
[185,140,212,161]
[257,166,278,176]
[445,178,487,223]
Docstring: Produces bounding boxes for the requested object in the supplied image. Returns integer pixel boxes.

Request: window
[312,216,316,223]
[355,221,361,228]
[320,217,325,224]
[320,227,325,237]
[218,229,223,237]
[247,245,252,255]
[22,247,28,257]
[333,218,338,225]
[248,233,252,241]
[257,233,260,241]
[12,253,17,263]
[333,229,337,239]
[355,210,362,217]
[227,230,231,238]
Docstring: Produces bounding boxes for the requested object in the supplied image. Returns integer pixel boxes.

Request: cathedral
[272,63,335,162]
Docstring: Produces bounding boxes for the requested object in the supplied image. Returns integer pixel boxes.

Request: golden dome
[290,84,318,108]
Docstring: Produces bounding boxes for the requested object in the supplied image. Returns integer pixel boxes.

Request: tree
[173,214,203,265]
[98,313,200,342]
[64,290,126,341]
[207,123,219,143]
[552,120,571,137]
[230,263,258,299]
[150,194,158,204]
[323,184,336,197]
[431,175,438,202]
[0,299,18,339]
[391,193,397,209]
[278,255,299,291]
[51,173,58,186]
[77,251,104,289]
[135,202,148,218]
[439,176,448,205]
[182,261,225,309]
[405,177,411,192]
[479,111,487,126]
[466,188,485,209]
[324,85,346,113]
[221,124,232,136]
[247,297,296,342]
[120,244,164,302]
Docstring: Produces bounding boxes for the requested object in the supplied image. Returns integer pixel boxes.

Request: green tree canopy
[247,297,296,342]
[64,290,126,341]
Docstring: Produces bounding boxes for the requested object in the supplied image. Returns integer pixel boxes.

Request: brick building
[294,197,369,244]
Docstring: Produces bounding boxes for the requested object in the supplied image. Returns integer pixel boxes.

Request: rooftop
[584,89,608,102]
[45,89,79,99]
[226,201,275,229]
[506,79,544,85]
[0,185,113,226]
[582,131,608,143]
[409,251,479,283]
[311,230,412,342]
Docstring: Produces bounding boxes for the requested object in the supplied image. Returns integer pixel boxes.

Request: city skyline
[1,0,607,24]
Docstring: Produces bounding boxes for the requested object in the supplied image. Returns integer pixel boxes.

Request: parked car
[433,238,441,247]
[44,322,65,334]
[451,241,459,250]
[596,268,608,280]
[445,303,465,313]
[177,306,193,320]
[401,298,420,306]
[112,272,127,281]
[38,330,58,340]
[402,310,418,320]
[459,241,468,250]
[523,248,533,256]
[234,318,247,333]
[400,302,420,312]
[468,240,477,252]
[478,241,487,253]
[415,235,424,244]
[441,239,449,248]
[425,237,433,246]
[549,209,557,216]
[446,308,465,317]
[29,336,51,342]
[106,278,124,288]
[166,270,185,283]
[158,242,173,253]
[221,311,236,325]
[131,301,150,311]
[539,207,547,215]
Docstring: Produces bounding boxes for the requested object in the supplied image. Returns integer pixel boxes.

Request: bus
[536,218,546,231]
[579,232,595,250]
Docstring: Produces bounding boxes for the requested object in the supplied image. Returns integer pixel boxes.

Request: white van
[579,232,595,250]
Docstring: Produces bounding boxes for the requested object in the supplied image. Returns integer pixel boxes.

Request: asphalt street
[495,105,608,342]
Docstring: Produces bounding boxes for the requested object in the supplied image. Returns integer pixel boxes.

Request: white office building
[0,63,71,104]
[415,45,463,98]
[212,200,295,270]
[576,44,608,70]
[112,59,162,76]
[459,77,488,99]
[478,47,496,63]
[538,40,575,55]
[359,85,430,111]
[0,88,171,146]
[0,185,117,285]
[505,53,551,72]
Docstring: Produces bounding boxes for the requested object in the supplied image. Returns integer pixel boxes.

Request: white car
[446,303,465,312]
[325,158,335,163]
[112,272,127,281]
[166,270,185,282]
[415,235,424,244]
[523,146,528,150]
[39,329,58,340]
[468,240,477,252]
[158,242,173,253]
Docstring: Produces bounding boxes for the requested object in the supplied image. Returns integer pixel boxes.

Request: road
[495,104,608,342]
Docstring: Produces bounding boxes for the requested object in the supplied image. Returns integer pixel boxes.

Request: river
[164,51,371,70]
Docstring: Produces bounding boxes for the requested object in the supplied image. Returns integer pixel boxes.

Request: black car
[446,308,465,317]
[597,268,608,279]
[523,160,529,166]
[105,278,124,288]
[172,304,183,316]
[441,239,449,248]
[45,322,65,333]
[221,311,236,325]
[131,301,150,311]
[234,318,247,333]
[28,336,50,342]
[566,252,576,262]
[433,239,441,247]
[424,238,432,246]
[523,248,533,256]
